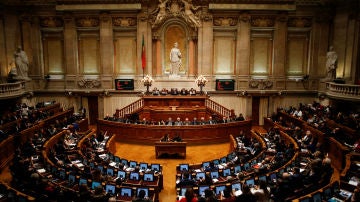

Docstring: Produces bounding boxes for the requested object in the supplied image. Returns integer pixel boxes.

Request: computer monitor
[202,161,210,169]
[227,152,236,160]
[258,175,267,183]
[114,156,120,163]
[59,170,66,180]
[299,197,310,202]
[120,187,132,197]
[196,172,206,180]
[222,168,231,177]
[179,164,189,171]
[220,157,227,164]
[151,164,160,171]
[89,162,95,168]
[312,193,322,202]
[270,173,277,181]
[129,161,137,168]
[105,184,116,195]
[231,182,242,191]
[117,170,126,179]
[182,173,192,180]
[121,159,128,166]
[180,187,187,196]
[68,174,76,184]
[213,159,220,165]
[136,187,149,197]
[215,185,226,195]
[245,178,255,187]
[130,172,139,180]
[234,165,241,173]
[140,163,148,170]
[91,181,101,190]
[243,163,250,171]
[79,178,87,186]
[210,171,219,179]
[97,165,104,173]
[143,173,154,182]
[106,168,114,176]
[323,187,332,200]
[198,185,209,197]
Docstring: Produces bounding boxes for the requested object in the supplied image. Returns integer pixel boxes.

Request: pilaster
[99,13,113,76]
[63,14,78,75]
[273,13,287,77]
[237,13,251,76]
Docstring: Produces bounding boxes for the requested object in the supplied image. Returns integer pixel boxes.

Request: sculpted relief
[150,0,201,29]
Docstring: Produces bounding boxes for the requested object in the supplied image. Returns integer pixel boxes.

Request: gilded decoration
[249,79,273,90]
[251,16,275,27]
[40,17,63,27]
[213,17,237,26]
[76,17,99,27]
[150,0,202,29]
[112,17,137,27]
[288,17,312,27]
[78,79,101,88]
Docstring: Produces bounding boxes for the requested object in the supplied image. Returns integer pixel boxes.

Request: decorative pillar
[99,13,114,77]
[273,12,287,77]
[199,12,213,75]
[63,14,78,76]
[237,13,251,77]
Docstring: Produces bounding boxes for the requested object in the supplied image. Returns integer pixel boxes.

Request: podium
[155,142,187,159]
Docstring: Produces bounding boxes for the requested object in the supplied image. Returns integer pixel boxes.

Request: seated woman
[152,87,160,95]
[189,88,196,95]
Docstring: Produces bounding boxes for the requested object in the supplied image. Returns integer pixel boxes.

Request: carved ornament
[76,17,99,27]
[113,17,137,27]
[251,16,275,27]
[249,79,273,89]
[213,17,237,26]
[40,17,64,27]
[150,0,202,30]
[78,79,101,88]
[288,17,312,27]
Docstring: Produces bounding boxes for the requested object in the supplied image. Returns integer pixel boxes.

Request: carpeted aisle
[113,141,230,202]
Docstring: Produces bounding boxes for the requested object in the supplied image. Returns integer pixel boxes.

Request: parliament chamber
[0,0,360,201]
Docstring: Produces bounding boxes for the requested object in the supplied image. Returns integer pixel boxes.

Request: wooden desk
[155,142,187,159]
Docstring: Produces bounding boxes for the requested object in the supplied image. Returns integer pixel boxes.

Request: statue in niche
[151,0,169,28]
[169,42,182,77]
[326,46,338,81]
[180,0,201,28]
[13,46,30,80]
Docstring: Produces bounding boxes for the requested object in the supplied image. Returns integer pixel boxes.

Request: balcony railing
[205,98,233,118]
[0,81,26,99]
[115,98,144,118]
[326,82,360,101]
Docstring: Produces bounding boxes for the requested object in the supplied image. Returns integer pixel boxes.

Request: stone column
[99,13,114,77]
[273,13,287,77]
[188,38,195,76]
[63,14,78,76]
[237,13,251,77]
[198,13,213,75]
[154,37,162,76]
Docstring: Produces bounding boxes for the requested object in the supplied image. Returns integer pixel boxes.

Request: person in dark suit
[133,189,152,202]
[178,172,196,187]
[160,134,171,142]
[191,117,199,125]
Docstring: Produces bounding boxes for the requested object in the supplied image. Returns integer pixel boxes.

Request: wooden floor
[113,141,230,202]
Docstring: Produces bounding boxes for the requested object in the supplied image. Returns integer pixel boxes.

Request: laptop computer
[105,184,116,195]
[91,181,101,190]
[136,187,149,198]
[215,185,226,196]
[222,168,231,177]
[198,185,210,197]
[151,164,160,171]
[179,164,189,171]
[119,187,133,201]
[129,172,140,180]
[106,168,114,176]
[140,163,148,170]
[129,161,137,168]
[245,178,255,187]
[196,172,206,180]
[143,173,154,182]
[117,170,126,179]
[79,178,87,186]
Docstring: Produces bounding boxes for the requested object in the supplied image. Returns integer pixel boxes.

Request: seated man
[172,134,182,142]
[174,117,183,126]
[177,172,196,187]
[132,189,152,202]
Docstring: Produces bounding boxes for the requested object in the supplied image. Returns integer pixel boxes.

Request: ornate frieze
[239,13,251,23]
[78,79,101,88]
[40,17,64,27]
[112,17,137,27]
[213,17,237,26]
[75,17,99,27]
[251,16,275,27]
[150,0,202,30]
[249,79,273,89]
[288,17,312,27]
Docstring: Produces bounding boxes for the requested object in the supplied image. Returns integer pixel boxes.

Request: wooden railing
[115,98,143,118]
[0,81,26,99]
[205,98,233,118]
[326,82,360,101]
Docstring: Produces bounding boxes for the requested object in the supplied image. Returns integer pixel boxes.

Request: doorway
[87,96,99,125]
[252,96,260,126]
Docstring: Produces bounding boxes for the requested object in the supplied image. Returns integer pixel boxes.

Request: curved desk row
[97,120,252,145]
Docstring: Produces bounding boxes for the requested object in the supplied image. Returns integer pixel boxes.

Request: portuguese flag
[141,34,146,70]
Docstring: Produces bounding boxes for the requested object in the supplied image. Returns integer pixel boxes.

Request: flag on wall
[141,34,146,71]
